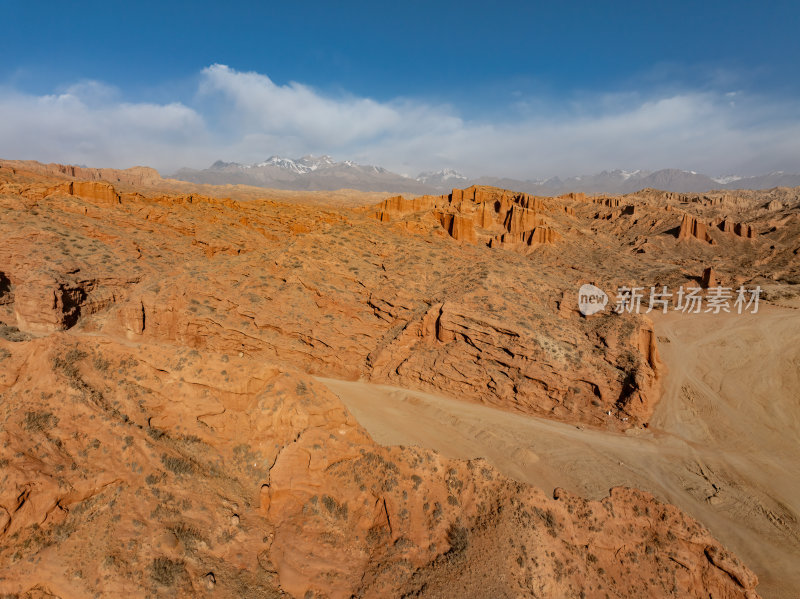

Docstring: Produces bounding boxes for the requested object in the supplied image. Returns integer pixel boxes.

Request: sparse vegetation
[24,410,58,432]
[0,323,30,342]
[321,495,348,520]
[150,557,185,586]
[168,523,207,551]
[160,454,195,476]
[446,523,469,555]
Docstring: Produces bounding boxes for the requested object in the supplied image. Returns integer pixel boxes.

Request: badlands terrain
[0,159,798,597]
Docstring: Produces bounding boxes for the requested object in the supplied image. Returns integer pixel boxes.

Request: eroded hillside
[3,161,797,597]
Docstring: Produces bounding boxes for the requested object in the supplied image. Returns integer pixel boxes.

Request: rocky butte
[2,160,799,597]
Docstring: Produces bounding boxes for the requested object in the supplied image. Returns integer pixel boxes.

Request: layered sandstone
[47,180,122,204]
[1,162,797,597]
[711,217,755,239]
[0,159,162,187]
[368,185,568,259]
[677,213,715,243]
[489,226,562,248]
[0,335,759,599]
[702,266,719,288]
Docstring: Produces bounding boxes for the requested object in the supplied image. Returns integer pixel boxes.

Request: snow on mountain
[172,158,800,195]
[416,168,468,185]
[249,155,336,174]
[712,175,743,185]
[172,155,432,193]
[619,169,642,181]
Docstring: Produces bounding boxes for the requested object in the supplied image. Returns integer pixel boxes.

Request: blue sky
[2,1,799,177]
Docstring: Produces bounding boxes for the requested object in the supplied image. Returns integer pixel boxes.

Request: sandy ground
[318,304,800,599]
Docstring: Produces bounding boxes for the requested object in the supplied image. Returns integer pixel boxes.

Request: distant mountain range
[171,156,800,195]
[476,169,800,196]
[415,168,470,189]
[173,155,431,194]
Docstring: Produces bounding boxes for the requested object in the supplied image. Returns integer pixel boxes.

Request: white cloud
[0,83,207,171]
[200,64,404,144]
[0,65,798,178]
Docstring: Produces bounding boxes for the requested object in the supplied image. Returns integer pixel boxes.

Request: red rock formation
[450,186,544,213]
[0,159,161,187]
[712,217,755,239]
[502,204,547,234]
[47,180,121,204]
[0,335,759,599]
[369,186,570,258]
[766,199,783,211]
[597,205,636,221]
[678,213,715,244]
[596,197,622,208]
[489,226,562,248]
[559,191,587,201]
[0,163,784,598]
[0,171,669,431]
[518,196,546,211]
[373,194,445,217]
[702,266,719,288]
[435,212,477,243]
[475,201,495,228]
[12,278,85,333]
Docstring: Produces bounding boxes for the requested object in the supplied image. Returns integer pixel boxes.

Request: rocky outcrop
[502,204,547,234]
[0,159,162,187]
[0,335,759,599]
[368,300,660,427]
[269,423,760,598]
[702,266,719,288]
[4,173,672,429]
[677,213,715,244]
[435,212,477,242]
[597,204,636,221]
[0,335,315,597]
[453,185,530,206]
[766,200,783,211]
[474,200,495,227]
[559,191,587,201]
[489,226,562,249]
[0,272,11,306]
[47,180,121,204]
[372,194,446,220]
[1,160,787,598]
[369,185,567,255]
[596,197,622,207]
[711,217,755,239]
[12,278,87,333]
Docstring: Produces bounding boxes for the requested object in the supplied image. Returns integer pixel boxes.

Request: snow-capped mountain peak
[416,168,468,185]
[247,155,338,174]
[297,154,335,170]
[619,169,642,180]
[178,154,434,193]
[176,160,800,196]
[712,175,743,185]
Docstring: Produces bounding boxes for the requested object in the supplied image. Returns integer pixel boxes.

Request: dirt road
[319,305,800,598]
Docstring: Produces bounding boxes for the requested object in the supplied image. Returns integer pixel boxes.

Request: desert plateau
[4,3,800,597]
[0,157,798,598]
